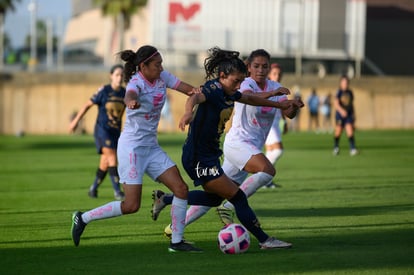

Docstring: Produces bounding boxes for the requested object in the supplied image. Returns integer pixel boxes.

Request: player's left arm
[242,87,290,99]
[239,93,302,110]
[175,81,201,96]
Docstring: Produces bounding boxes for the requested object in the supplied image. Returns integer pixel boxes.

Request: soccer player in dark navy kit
[152,47,303,249]
[69,64,126,200]
[333,75,358,156]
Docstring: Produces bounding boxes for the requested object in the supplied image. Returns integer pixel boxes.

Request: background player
[69,64,125,200]
[263,63,287,188]
[333,75,358,156]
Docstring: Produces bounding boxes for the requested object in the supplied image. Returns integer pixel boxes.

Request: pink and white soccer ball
[217,223,250,254]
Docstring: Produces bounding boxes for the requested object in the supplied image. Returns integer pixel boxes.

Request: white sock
[171,196,187,244]
[185,205,211,226]
[223,172,273,210]
[266,148,283,165]
[81,201,122,224]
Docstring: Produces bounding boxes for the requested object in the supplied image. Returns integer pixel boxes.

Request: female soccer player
[69,64,126,200]
[153,47,303,249]
[263,63,287,188]
[71,45,202,252]
[155,50,303,227]
[333,75,358,156]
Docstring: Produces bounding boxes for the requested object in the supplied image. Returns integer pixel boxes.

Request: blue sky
[4,0,72,48]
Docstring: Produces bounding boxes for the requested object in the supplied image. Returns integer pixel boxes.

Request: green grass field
[0,130,413,275]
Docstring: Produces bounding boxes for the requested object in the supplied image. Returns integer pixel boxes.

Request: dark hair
[340,75,349,82]
[270,63,281,70]
[203,47,247,80]
[118,45,159,83]
[110,64,123,74]
[245,49,271,66]
[270,63,283,81]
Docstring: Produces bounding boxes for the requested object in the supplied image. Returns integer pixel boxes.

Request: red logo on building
[169,2,201,23]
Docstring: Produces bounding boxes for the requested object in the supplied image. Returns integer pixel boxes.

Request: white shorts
[117,144,175,184]
[222,157,248,185]
[223,139,262,183]
[265,121,282,145]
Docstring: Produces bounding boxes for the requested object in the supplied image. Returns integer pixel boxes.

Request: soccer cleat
[88,189,98,198]
[350,148,359,156]
[71,211,87,247]
[163,224,194,244]
[114,191,125,200]
[151,190,167,221]
[259,237,292,249]
[216,205,234,225]
[164,223,172,239]
[262,181,281,189]
[168,241,203,253]
[333,147,340,156]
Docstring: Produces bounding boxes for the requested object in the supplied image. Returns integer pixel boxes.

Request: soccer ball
[217,223,250,254]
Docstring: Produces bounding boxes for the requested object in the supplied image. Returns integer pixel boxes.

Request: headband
[142,51,159,64]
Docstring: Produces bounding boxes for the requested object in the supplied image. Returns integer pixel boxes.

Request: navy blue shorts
[182,156,225,187]
[335,112,355,127]
[94,127,120,154]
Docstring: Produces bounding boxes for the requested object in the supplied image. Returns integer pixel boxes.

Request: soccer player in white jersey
[217,50,303,223]
[71,45,202,252]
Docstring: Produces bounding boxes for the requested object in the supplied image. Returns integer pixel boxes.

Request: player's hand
[179,112,193,131]
[189,87,202,95]
[127,100,140,109]
[293,98,305,108]
[68,121,77,133]
[278,100,292,110]
[273,87,291,96]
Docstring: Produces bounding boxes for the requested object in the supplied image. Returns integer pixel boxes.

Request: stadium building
[64,0,414,75]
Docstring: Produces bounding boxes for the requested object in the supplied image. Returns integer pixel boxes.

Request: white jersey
[119,70,180,146]
[225,77,287,149]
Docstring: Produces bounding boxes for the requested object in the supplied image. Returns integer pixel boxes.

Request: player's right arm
[69,100,94,133]
[124,90,141,109]
[179,93,206,131]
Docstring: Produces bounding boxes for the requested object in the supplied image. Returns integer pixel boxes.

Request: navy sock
[108,166,121,193]
[163,194,174,204]
[348,136,356,149]
[334,136,340,148]
[163,190,223,206]
[229,189,268,243]
[188,190,223,206]
[91,168,107,191]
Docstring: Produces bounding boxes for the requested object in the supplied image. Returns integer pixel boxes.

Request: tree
[0,0,21,69]
[24,19,58,50]
[93,0,147,59]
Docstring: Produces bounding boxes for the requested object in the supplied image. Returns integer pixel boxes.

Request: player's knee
[262,163,276,176]
[121,201,141,214]
[171,183,189,199]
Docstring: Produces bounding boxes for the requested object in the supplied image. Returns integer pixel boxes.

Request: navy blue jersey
[336,89,354,115]
[90,84,125,153]
[335,89,355,126]
[182,79,241,185]
[91,84,126,133]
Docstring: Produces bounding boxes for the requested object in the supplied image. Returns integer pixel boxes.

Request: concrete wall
[0,71,413,135]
